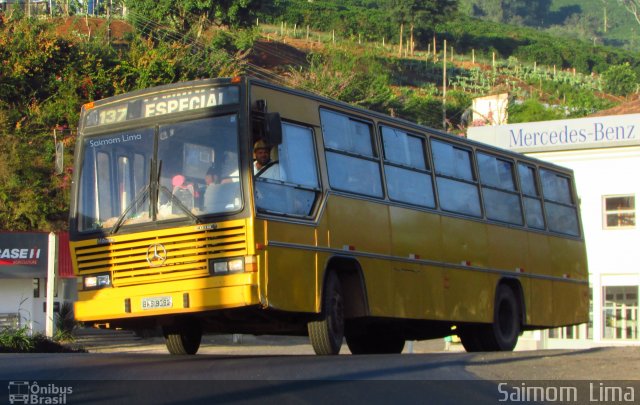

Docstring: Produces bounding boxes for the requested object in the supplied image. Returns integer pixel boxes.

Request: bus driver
[253,139,272,174]
[253,139,286,181]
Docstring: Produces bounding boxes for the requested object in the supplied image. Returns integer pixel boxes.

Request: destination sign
[84,85,239,128]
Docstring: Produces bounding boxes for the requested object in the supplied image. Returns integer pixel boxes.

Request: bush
[288,48,396,113]
[602,63,638,96]
[0,326,34,352]
[0,327,85,353]
[508,99,565,123]
[54,301,78,342]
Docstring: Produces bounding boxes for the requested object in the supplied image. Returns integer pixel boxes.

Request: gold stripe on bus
[267,240,589,285]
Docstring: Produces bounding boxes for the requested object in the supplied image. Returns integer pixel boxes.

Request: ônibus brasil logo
[8,381,73,405]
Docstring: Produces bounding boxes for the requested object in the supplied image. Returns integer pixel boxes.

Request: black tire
[346,332,405,355]
[163,320,202,355]
[484,284,521,351]
[458,325,485,352]
[308,272,344,355]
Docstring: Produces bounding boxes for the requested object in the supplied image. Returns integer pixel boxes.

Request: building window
[33,278,40,298]
[602,286,638,340]
[603,195,635,229]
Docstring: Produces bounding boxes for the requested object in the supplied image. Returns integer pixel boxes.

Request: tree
[287,48,395,113]
[602,63,638,96]
[0,11,245,231]
[387,0,457,55]
[124,0,265,33]
[508,99,564,123]
[616,0,640,24]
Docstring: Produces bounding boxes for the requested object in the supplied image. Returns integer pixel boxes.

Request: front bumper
[75,272,259,322]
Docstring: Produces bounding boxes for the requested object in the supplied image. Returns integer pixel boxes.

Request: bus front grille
[73,223,247,287]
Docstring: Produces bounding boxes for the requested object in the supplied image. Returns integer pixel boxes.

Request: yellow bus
[69,76,588,355]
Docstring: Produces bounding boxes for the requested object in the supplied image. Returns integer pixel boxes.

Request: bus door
[251,108,323,313]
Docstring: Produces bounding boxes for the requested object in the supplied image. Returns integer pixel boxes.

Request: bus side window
[477,152,523,225]
[255,122,320,217]
[518,163,545,230]
[320,109,383,198]
[540,169,580,236]
[381,125,435,208]
[431,139,481,217]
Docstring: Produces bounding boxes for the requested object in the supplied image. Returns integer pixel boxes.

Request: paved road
[1,333,638,404]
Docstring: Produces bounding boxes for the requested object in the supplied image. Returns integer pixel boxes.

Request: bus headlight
[83,273,111,289]
[210,257,244,274]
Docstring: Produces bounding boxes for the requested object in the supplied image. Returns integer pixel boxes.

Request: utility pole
[398,23,403,58]
[442,39,447,131]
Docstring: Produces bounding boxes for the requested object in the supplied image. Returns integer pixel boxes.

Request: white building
[0,232,76,335]
[468,112,640,348]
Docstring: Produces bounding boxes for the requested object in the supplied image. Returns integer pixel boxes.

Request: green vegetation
[54,302,79,342]
[0,326,84,353]
[459,0,640,51]
[0,12,244,231]
[437,16,640,76]
[0,0,638,231]
[602,63,639,96]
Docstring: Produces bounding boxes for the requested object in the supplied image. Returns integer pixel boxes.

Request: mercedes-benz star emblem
[146,243,167,267]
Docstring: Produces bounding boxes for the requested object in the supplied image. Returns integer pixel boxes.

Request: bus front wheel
[163,320,202,355]
[308,271,344,355]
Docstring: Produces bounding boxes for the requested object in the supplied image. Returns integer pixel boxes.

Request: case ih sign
[0,232,49,278]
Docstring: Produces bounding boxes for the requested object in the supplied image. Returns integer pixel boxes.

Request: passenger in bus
[171,174,196,214]
[204,165,219,187]
[203,164,240,213]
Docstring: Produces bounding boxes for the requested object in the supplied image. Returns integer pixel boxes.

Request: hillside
[0,10,637,232]
[459,0,639,50]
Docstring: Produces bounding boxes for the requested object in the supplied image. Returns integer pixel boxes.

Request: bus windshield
[77,114,241,232]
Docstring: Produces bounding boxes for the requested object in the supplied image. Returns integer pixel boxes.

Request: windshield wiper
[150,158,160,221]
[154,158,199,223]
[109,184,150,235]
[109,158,200,233]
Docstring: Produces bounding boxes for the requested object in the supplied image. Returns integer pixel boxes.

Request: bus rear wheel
[485,284,521,351]
[459,285,521,352]
[308,272,344,355]
[163,319,202,355]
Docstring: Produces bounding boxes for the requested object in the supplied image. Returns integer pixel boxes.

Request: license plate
[141,296,172,310]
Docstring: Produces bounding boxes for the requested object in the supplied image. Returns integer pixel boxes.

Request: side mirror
[264,112,282,146]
